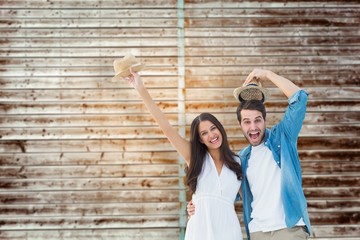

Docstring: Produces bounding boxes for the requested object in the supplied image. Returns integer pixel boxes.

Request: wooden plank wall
[0,0,359,239]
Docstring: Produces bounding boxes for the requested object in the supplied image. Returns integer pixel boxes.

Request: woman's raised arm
[124,68,191,165]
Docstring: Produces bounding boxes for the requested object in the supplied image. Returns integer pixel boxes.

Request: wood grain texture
[1,0,359,239]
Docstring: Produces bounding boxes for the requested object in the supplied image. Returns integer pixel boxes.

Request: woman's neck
[208,149,222,163]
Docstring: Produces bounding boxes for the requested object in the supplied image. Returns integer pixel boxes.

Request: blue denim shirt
[238,90,311,239]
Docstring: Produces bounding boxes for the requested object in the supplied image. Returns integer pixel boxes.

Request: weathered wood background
[0,0,359,239]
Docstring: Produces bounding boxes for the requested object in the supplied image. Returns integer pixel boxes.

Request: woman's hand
[122,67,144,90]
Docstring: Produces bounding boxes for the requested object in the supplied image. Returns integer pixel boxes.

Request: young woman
[123,68,243,240]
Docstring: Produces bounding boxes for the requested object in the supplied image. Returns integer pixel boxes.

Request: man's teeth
[249,133,259,139]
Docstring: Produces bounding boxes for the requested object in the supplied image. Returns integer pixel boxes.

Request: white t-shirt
[247,143,304,232]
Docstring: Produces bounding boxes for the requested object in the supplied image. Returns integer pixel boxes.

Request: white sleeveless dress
[185,152,243,240]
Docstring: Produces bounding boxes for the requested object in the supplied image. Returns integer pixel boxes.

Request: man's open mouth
[249,132,260,140]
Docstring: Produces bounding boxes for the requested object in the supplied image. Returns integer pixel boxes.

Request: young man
[188,69,312,240]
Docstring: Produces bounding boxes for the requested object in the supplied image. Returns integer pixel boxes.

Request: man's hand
[243,68,270,86]
[187,200,195,218]
[245,68,300,99]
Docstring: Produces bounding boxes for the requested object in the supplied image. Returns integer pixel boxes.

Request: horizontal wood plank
[185,100,360,113]
[184,17,360,28]
[184,8,360,18]
[309,212,360,225]
[0,89,178,102]
[185,65,360,77]
[0,57,178,68]
[0,165,179,179]
[0,9,178,18]
[304,187,360,199]
[0,102,180,115]
[301,160,360,174]
[307,199,360,212]
[0,66,178,77]
[0,190,180,204]
[183,1,360,8]
[0,151,180,165]
[0,37,178,47]
[0,202,180,217]
[0,47,179,57]
[311,225,360,238]
[0,215,180,230]
[185,74,360,88]
[302,175,360,187]
[0,228,181,240]
[0,0,177,8]
[0,76,180,89]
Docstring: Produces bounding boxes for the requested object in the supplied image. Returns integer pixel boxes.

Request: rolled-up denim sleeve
[281,90,309,140]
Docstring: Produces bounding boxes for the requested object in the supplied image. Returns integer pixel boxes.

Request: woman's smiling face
[198,120,223,150]
[240,109,266,146]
